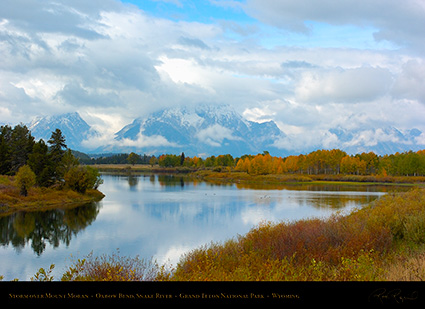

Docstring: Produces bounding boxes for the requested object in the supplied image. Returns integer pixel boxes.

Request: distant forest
[81,148,425,178]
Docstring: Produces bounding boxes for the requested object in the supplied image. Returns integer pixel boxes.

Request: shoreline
[0,184,105,216]
[2,163,423,215]
[93,164,425,187]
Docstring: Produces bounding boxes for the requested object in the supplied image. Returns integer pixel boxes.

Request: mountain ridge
[25,106,424,157]
[111,104,286,157]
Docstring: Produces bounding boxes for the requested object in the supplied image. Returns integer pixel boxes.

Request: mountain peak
[28,112,98,151]
[112,104,286,157]
[26,107,423,156]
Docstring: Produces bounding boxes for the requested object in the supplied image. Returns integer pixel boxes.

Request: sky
[1,0,425,151]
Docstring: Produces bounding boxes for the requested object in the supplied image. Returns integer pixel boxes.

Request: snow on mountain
[26,107,424,157]
[110,104,287,157]
[28,112,99,151]
[328,126,424,155]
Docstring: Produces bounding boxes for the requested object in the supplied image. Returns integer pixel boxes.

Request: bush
[64,166,103,193]
[61,250,159,281]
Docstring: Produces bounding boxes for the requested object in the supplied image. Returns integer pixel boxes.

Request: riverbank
[0,175,104,216]
[93,164,425,186]
[28,187,425,282]
[161,187,425,281]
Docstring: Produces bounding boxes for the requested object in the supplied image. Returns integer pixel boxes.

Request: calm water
[0,173,395,280]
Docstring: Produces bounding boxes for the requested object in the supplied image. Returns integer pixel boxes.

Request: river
[0,173,399,280]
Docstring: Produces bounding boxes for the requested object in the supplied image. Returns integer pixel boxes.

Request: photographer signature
[369,288,419,304]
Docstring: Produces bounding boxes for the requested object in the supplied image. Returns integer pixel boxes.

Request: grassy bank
[0,175,104,216]
[22,187,425,281]
[192,170,425,186]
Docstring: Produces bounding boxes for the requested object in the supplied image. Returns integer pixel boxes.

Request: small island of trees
[0,124,103,212]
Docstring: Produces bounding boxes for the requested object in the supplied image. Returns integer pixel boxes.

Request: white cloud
[195,124,242,147]
[343,129,406,148]
[392,59,425,102]
[118,133,178,148]
[295,66,393,104]
[415,133,425,145]
[243,105,276,123]
[0,0,424,151]
[244,0,425,51]
[272,127,339,151]
[81,131,178,150]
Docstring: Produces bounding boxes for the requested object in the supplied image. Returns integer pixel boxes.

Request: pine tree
[0,125,12,174]
[9,124,35,174]
[180,152,185,166]
[48,129,67,164]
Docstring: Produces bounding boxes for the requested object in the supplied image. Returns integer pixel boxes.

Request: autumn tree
[127,152,141,165]
[340,155,366,175]
[16,165,36,196]
[149,156,158,167]
[64,166,103,193]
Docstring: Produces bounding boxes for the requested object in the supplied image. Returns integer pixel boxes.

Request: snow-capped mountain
[28,112,99,151]
[26,107,424,157]
[109,104,286,157]
[329,126,423,155]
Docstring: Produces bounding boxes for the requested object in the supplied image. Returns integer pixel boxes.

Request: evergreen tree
[180,152,185,166]
[27,139,55,187]
[0,125,12,174]
[9,124,35,174]
[48,129,67,164]
[47,129,68,182]
[57,149,80,181]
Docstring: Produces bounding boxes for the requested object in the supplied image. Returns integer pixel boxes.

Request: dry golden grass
[384,251,425,281]
[0,175,104,216]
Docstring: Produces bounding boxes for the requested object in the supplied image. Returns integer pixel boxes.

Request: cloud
[0,0,119,39]
[244,0,425,51]
[177,36,211,50]
[195,124,242,147]
[243,105,276,123]
[415,133,425,145]
[342,129,404,148]
[392,59,425,102]
[81,131,178,150]
[272,129,337,151]
[0,0,424,152]
[295,66,393,104]
[117,133,178,148]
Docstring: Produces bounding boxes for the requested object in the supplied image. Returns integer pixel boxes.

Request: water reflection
[0,173,403,280]
[0,202,100,255]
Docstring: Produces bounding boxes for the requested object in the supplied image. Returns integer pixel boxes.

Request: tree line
[0,124,102,195]
[145,149,425,177]
[78,152,155,165]
[237,149,425,177]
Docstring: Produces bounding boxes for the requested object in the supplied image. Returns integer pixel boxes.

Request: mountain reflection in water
[0,173,406,280]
